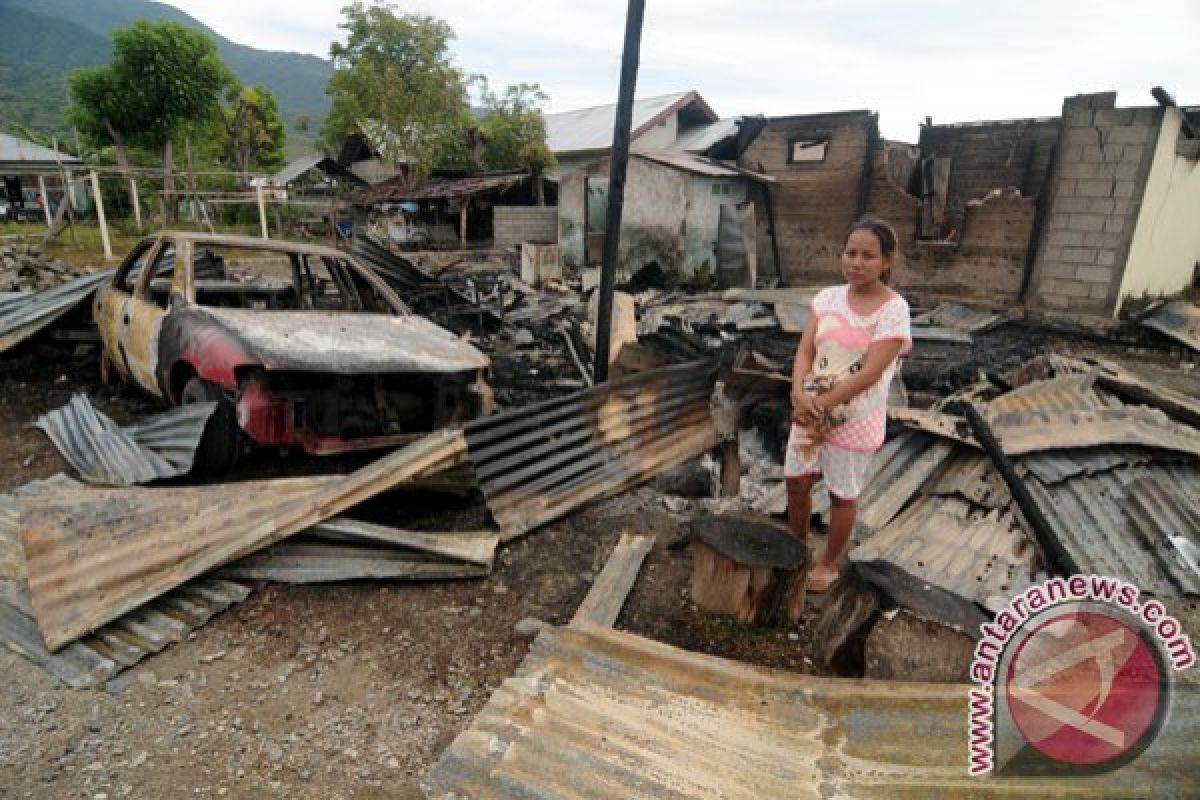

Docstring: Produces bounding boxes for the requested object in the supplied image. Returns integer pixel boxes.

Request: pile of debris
[0,244,94,293]
[2,361,718,688]
[814,353,1200,680]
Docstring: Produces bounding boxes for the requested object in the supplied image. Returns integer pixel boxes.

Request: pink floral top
[803,285,911,452]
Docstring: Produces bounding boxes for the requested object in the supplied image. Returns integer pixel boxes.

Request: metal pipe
[593,0,646,384]
[963,403,1080,575]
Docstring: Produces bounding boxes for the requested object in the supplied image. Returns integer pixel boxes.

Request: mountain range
[0,0,331,153]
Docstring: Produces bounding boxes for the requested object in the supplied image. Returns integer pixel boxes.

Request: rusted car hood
[191,307,489,373]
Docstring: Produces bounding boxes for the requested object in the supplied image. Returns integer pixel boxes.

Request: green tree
[321,2,468,185]
[478,82,553,172]
[222,84,287,180]
[66,20,235,214]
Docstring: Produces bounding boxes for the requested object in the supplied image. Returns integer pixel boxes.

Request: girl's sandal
[807,567,840,593]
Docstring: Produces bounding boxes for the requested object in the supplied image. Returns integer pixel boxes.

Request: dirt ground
[2,286,1197,798]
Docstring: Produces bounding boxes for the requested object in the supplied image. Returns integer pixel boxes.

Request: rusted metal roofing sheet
[984,376,1115,416]
[0,479,252,689]
[356,170,529,203]
[218,538,490,584]
[1020,446,1159,484]
[925,448,1011,508]
[1025,463,1200,596]
[0,268,113,354]
[852,495,1038,633]
[1140,300,1200,351]
[856,431,956,532]
[19,429,467,649]
[425,623,1198,798]
[34,394,216,486]
[218,518,498,584]
[465,361,718,540]
[989,407,1200,457]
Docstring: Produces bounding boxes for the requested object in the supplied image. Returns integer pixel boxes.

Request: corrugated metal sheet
[356,170,529,203]
[218,538,489,584]
[985,376,1115,416]
[0,132,85,169]
[912,302,1004,333]
[424,623,1198,798]
[0,268,113,353]
[852,495,1038,632]
[666,117,740,154]
[546,92,692,154]
[1025,464,1200,596]
[856,431,956,532]
[925,448,1011,509]
[990,407,1200,457]
[466,361,718,540]
[19,429,467,649]
[1140,300,1200,352]
[1020,446,1158,484]
[0,479,252,689]
[635,151,773,182]
[34,394,216,486]
[219,518,499,584]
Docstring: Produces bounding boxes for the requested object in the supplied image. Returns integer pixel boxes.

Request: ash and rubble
[0,243,95,294]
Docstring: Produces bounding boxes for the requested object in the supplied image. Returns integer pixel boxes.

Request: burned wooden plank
[20,429,467,650]
[571,534,655,628]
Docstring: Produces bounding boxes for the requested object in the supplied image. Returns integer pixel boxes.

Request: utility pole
[592,0,646,384]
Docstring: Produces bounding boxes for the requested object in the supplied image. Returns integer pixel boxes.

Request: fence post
[89,170,113,260]
[256,184,269,239]
[130,178,142,231]
[36,175,52,227]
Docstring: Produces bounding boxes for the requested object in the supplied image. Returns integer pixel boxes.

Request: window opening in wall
[788,137,828,163]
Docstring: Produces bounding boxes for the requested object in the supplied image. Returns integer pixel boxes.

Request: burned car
[95,232,492,471]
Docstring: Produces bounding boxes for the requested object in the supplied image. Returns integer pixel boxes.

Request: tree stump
[689,513,808,625]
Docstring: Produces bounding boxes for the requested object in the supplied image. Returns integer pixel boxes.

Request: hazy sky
[160,0,1198,142]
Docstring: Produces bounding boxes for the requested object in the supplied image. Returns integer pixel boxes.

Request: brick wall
[740,111,875,283]
[1029,93,1160,315]
[493,206,559,249]
[866,146,1030,306]
[920,118,1060,207]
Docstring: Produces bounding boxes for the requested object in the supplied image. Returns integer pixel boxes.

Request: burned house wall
[682,174,751,278]
[868,144,1029,305]
[918,117,1060,228]
[494,207,559,249]
[558,169,588,267]
[1029,93,1161,316]
[1119,106,1200,302]
[557,157,689,278]
[739,111,875,284]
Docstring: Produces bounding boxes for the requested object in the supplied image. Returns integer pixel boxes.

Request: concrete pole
[593,0,646,383]
[89,170,113,260]
[36,175,52,227]
[130,178,142,231]
[256,184,269,239]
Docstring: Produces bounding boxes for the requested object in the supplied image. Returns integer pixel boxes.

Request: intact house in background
[0,133,88,222]
[738,91,1200,317]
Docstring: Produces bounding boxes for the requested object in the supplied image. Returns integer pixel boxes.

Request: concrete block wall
[1029,93,1160,315]
[493,206,559,249]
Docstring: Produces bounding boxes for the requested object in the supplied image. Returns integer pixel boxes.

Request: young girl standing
[786,216,911,592]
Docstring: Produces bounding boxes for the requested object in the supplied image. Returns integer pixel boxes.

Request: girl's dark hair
[844,215,898,283]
